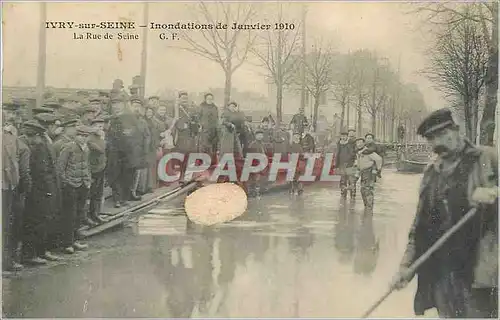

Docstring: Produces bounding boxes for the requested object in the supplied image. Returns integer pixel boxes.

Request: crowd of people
[2,82,320,272]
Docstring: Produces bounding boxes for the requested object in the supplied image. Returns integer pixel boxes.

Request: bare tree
[363,55,391,135]
[296,39,336,132]
[251,3,301,124]
[176,2,257,106]
[423,11,489,141]
[411,2,497,145]
[331,53,356,131]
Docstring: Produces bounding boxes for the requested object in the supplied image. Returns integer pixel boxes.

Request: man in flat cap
[32,106,56,116]
[392,108,498,317]
[88,96,103,115]
[198,93,219,157]
[130,97,151,198]
[336,131,357,199]
[107,94,146,206]
[353,137,382,211]
[87,118,107,223]
[35,112,61,144]
[52,118,79,159]
[79,104,97,126]
[20,121,62,265]
[57,125,93,254]
[42,97,63,110]
[3,99,25,136]
[289,131,305,195]
[2,107,32,271]
[246,128,268,197]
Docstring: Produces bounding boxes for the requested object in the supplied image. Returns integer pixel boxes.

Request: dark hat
[148,95,160,100]
[113,79,124,87]
[60,118,80,128]
[110,93,127,103]
[348,128,356,132]
[130,96,143,105]
[245,116,253,122]
[340,131,348,135]
[32,106,55,115]
[80,105,96,114]
[3,98,25,110]
[89,96,102,103]
[98,91,110,98]
[255,128,264,134]
[35,113,59,124]
[355,137,365,143]
[42,97,62,108]
[417,108,457,137]
[178,91,188,98]
[76,125,93,136]
[23,120,46,132]
[91,117,106,124]
[365,133,375,139]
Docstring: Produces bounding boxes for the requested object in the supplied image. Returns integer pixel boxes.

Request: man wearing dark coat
[392,108,498,318]
[2,105,32,271]
[57,125,93,253]
[174,91,201,181]
[106,96,128,207]
[301,126,316,153]
[88,118,108,223]
[52,118,79,158]
[335,131,357,199]
[289,112,309,136]
[20,121,62,265]
[198,93,219,156]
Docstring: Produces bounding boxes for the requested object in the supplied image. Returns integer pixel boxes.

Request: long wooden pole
[139,2,149,98]
[36,2,47,108]
[299,4,307,115]
[361,207,478,318]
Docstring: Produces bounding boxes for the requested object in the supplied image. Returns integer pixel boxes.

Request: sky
[2,1,444,109]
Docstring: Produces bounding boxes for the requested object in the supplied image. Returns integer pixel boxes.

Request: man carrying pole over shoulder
[392,108,498,318]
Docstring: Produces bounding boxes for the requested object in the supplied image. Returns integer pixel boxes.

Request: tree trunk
[371,111,376,135]
[312,95,320,132]
[339,98,346,131]
[224,66,232,107]
[480,32,498,145]
[357,105,362,135]
[276,81,283,125]
[346,96,350,128]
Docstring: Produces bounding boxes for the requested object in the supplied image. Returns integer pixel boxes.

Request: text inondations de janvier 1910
[45,21,297,41]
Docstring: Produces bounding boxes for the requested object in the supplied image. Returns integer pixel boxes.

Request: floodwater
[2,169,439,318]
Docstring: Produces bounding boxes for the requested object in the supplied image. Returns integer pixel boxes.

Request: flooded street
[3,169,439,318]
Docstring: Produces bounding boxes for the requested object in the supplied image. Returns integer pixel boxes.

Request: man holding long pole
[392,108,498,318]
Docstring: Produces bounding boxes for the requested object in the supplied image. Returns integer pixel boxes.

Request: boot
[341,188,347,198]
[63,247,75,254]
[85,218,99,227]
[8,262,24,271]
[114,201,121,208]
[297,183,304,195]
[26,257,48,265]
[73,242,88,251]
[129,191,142,201]
[43,251,64,261]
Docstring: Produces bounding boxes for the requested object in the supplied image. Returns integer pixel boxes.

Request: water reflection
[287,198,314,259]
[333,199,380,274]
[353,210,380,275]
[334,198,357,264]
